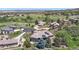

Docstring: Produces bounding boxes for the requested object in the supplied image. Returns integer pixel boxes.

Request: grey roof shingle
[31,30,53,39]
[23,28,35,32]
[0,39,18,45]
[1,27,14,31]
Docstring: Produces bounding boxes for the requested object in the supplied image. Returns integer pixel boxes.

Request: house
[0,27,14,35]
[69,15,79,19]
[0,35,24,48]
[8,25,26,32]
[30,30,54,43]
[69,15,79,24]
[37,20,45,26]
[50,22,59,29]
[69,19,79,24]
[0,35,9,40]
[34,25,49,31]
[9,25,25,29]
[10,26,22,32]
[63,20,71,26]
[23,28,35,33]
[0,38,23,48]
[34,25,39,30]
[9,25,18,30]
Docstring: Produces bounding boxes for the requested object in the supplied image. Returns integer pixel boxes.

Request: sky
[0,0,78,8]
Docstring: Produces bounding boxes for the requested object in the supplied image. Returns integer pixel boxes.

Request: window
[45,32,49,35]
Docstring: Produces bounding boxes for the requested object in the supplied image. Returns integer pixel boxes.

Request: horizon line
[0,8,74,11]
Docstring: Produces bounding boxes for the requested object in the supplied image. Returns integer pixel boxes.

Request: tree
[55,30,75,48]
[27,16,31,19]
[44,15,50,24]
[26,15,32,23]
[23,39,31,48]
[46,39,52,48]
[54,38,61,47]
[36,39,46,49]
[35,20,38,25]
[57,19,61,23]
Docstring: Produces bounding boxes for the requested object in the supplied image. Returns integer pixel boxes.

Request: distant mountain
[0,8,68,11]
[66,8,79,11]
[72,8,79,10]
[0,8,75,13]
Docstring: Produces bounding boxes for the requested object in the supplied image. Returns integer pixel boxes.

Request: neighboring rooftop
[31,30,53,39]
[0,39,18,46]
[50,22,59,26]
[1,27,14,31]
[23,28,35,32]
[38,21,46,26]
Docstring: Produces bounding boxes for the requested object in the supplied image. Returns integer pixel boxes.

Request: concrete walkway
[13,32,25,40]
